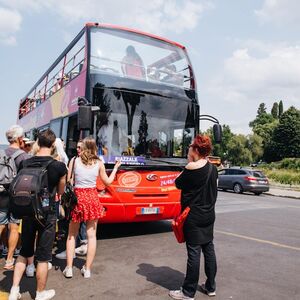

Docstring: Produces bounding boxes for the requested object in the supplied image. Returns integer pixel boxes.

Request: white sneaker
[63,266,73,278]
[80,265,91,278]
[9,286,21,300]
[200,284,216,297]
[55,250,76,260]
[26,264,35,277]
[35,289,55,300]
[169,289,194,300]
[48,262,52,270]
[75,244,87,256]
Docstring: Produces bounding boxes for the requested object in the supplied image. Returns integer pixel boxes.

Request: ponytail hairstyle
[80,137,99,165]
[190,135,212,158]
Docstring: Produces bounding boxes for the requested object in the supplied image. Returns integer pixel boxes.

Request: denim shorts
[0,209,20,225]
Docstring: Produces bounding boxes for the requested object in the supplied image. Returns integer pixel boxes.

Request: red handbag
[172,163,213,243]
[172,206,190,243]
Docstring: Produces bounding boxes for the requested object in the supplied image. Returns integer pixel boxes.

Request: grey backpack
[0,149,24,193]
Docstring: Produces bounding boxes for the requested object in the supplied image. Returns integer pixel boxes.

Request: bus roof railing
[20,27,86,103]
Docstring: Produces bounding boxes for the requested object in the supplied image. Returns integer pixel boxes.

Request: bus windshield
[90,27,193,89]
[93,88,197,159]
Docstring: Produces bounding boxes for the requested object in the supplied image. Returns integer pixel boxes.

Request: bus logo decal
[146,174,158,181]
[118,172,142,187]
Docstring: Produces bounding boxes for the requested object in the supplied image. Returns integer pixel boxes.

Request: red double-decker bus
[17,23,216,223]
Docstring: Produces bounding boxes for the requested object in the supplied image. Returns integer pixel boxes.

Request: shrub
[263,169,300,185]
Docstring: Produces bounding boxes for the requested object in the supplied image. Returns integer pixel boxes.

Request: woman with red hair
[169,135,218,299]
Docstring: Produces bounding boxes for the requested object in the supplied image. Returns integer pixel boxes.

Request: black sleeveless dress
[175,162,218,244]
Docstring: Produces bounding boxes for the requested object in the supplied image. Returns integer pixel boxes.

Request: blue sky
[0,0,299,143]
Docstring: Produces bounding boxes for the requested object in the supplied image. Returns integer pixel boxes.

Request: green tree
[249,103,274,129]
[278,100,284,117]
[247,134,264,162]
[271,102,279,119]
[249,103,276,160]
[227,134,252,166]
[205,124,234,161]
[253,121,279,145]
[257,103,267,115]
[268,107,300,161]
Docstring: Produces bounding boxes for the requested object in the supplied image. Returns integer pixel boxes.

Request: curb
[265,192,300,200]
[269,184,300,192]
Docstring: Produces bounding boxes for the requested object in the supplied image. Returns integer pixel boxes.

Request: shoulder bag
[61,157,78,219]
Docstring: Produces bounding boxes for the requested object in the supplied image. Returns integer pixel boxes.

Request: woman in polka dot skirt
[63,138,121,279]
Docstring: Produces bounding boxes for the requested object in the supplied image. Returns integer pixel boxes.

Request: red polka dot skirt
[71,187,104,222]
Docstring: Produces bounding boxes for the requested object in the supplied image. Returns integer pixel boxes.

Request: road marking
[216,230,300,252]
[286,205,300,209]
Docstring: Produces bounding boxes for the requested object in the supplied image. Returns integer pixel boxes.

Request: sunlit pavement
[266,187,300,199]
[1,191,300,299]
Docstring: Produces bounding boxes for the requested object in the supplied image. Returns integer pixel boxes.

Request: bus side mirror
[78,106,93,131]
[213,124,222,143]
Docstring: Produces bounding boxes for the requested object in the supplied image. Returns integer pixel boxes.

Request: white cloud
[255,0,300,25]
[0,0,44,12]
[202,41,300,133]
[0,0,213,35]
[0,7,21,45]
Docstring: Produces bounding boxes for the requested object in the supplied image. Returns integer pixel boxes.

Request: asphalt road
[1,191,300,300]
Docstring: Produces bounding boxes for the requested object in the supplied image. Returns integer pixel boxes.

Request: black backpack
[9,158,55,223]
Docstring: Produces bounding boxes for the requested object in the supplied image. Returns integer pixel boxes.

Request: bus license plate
[141,207,160,215]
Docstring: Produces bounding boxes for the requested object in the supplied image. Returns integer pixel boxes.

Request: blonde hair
[30,141,40,156]
[51,145,59,160]
[80,137,99,165]
[54,138,69,165]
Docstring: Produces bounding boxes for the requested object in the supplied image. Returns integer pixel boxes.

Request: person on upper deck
[121,45,145,79]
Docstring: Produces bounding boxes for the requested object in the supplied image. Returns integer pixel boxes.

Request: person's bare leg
[7,223,19,262]
[66,221,79,267]
[12,255,27,287]
[36,262,48,292]
[27,256,34,265]
[85,220,97,270]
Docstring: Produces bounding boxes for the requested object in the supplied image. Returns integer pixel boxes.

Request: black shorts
[20,214,56,262]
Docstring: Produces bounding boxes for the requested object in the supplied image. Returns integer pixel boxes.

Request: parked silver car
[218,167,269,195]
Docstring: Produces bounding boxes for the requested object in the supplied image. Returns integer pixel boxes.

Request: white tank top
[74,158,100,188]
